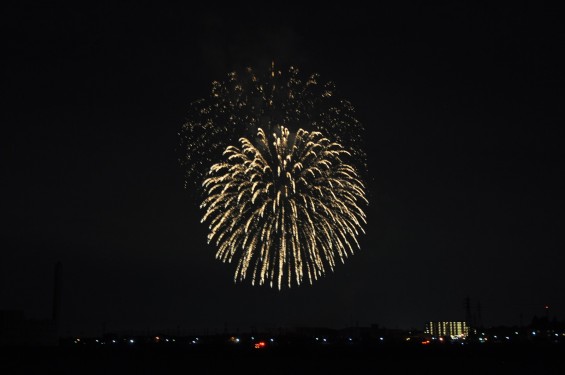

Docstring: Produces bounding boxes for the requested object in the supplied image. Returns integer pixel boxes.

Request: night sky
[2,2,564,336]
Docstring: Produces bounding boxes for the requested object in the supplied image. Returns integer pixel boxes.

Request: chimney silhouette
[52,262,62,325]
[465,296,472,327]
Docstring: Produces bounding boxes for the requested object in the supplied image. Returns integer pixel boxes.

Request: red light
[421,340,430,345]
[254,341,267,349]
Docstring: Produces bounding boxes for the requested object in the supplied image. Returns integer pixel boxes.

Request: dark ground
[1,344,564,375]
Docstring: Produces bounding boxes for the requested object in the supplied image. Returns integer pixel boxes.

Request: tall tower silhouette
[476,301,483,328]
[464,296,476,337]
[465,296,472,327]
[52,262,62,327]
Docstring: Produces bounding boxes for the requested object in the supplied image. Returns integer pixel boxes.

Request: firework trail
[179,64,366,189]
[201,126,367,289]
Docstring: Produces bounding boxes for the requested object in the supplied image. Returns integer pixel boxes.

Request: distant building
[425,321,469,338]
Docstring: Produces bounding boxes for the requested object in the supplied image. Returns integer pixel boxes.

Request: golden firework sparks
[179,65,367,191]
[201,126,367,289]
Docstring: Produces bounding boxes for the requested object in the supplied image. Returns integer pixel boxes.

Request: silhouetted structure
[52,262,62,329]
[476,301,483,329]
[465,296,473,327]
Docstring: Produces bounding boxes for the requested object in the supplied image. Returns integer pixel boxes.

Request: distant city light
[254,341,266,349]
[425,321,469,338]
[53,320,565,351]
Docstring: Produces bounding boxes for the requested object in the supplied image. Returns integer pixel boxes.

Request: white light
[112,340,116,343]
[166,339,169,342]
[129,339,134,343]
[348,338,352,341]
[515,332,518,335]
[192,340,196,344]
[251,337,254,340]
[270,338,274,342]
[379,337,384,341]
[315,337,319,341]
[323,338,327,342]
[505,337,510,340]
[95,339,99,343]
[532,332,536,336]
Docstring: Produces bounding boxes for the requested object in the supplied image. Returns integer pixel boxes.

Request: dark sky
[2,2,564,336]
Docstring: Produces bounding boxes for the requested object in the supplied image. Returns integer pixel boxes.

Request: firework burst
[201,126,367,289]
[179,64,366,189]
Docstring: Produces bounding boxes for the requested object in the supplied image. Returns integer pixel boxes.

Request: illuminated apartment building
[425,321,469,338]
